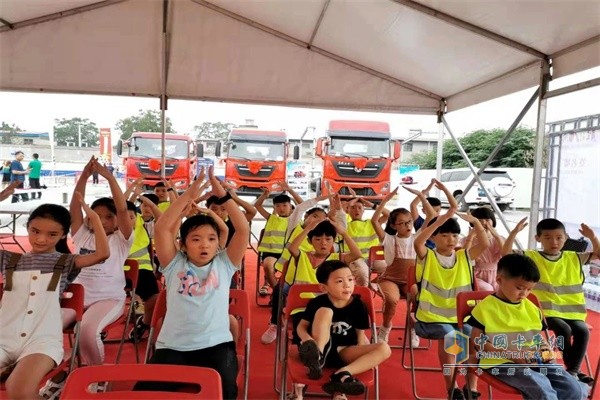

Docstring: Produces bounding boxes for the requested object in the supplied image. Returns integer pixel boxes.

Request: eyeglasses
[393,220,413,226]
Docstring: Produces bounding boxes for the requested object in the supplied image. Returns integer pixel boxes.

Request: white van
[439,169,515,211]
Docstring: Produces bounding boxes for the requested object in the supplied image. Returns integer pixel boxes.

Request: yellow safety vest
[471,295,543,368]
[285,251,340,315]
[415,249,473,324]
[158,202,170,212]
[525,250,586,321]
[124,215,153,272]
[275,224,314,273]
[257,214,289,254]
[343,219,379,259]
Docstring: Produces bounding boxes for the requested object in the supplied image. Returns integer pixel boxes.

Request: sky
[0,67,598,144]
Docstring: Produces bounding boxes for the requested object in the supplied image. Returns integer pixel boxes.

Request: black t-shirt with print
[302,294,370,347]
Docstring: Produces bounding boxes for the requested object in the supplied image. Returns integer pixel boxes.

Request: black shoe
[462,385,481,399]
[128,315,149,341]
[100,331,107,342]
[577,371,594,385]
[298,340,323,379]
[322,371,365,396]
[448,388,465,400]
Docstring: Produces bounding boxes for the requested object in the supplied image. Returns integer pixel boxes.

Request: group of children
[0,163,597,400]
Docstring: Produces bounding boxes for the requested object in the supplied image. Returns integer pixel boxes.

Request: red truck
[117,132,199,189]
[215,127,297,196]
[313,120,400,202]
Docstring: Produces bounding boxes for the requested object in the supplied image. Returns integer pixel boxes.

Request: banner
[99,128,112,161]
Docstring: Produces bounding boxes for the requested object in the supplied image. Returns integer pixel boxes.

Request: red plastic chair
[279,284,379,400]
[60,364,222,399]
[229,289,251,400]
[61,283,86,374]
[144,289,167,363]
[453,291,558,399]
[102,259,140,363]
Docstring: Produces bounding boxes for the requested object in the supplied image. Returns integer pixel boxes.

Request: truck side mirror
[315,138,324,157]
[393,141,401,159]
[197,143,204,158]
[116,140,123,156]
[293,145,300,160]
[215,141,222,157]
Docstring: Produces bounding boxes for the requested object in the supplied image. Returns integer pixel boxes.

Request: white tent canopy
[1,0,599,114]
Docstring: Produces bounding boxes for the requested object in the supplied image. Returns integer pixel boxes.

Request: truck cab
[117,132,199,190]
[216,128,296,196]
[314,120,400,202]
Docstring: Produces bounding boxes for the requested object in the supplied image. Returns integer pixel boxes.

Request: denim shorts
[414,321,472,339]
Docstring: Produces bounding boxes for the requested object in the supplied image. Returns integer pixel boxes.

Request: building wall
[0,144,102,170]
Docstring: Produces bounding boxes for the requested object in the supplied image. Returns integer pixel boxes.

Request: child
[413,206,489,400]
[297,260,391,398]
[1,196,109,400]
[260,206,329,344]
[153,180,177,212]
[124,199,161,341]
[371,188,420,346]
[460,207,505,291]
[466,253,590,400]
[503,217,599,384]
[64,157,134,376]
[255,181,303,295]
[134,166,249,399]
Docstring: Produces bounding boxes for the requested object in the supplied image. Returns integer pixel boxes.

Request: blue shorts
[414,321,472,340]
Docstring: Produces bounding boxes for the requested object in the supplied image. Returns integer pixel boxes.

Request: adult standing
[28,153,42,200]
[10,151,30,203]
[2,160,11,188]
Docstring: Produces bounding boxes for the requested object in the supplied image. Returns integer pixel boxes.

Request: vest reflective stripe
[471,296,543,368]
[125,215,153,271]
[285,252,340,286]
[275,225,314,273]
[257,215,289,254]
[525,250,586,321]
[344,220,379,258]
[416,249,472,324]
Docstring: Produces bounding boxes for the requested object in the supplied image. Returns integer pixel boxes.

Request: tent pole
[441,115,522,249]
[160,0,170,180]
[457,87,540,208]
[435,108,444,198]
[528,60,551,247]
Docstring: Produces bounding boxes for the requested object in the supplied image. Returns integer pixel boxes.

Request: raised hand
[579,223,596,239]
[196,166,206,183]
[403,185,422,196]
[328,218,346,235]
[208,166,226,198]
[383,187,398,203]
[82,156,96,177]
[74,192,93,216]
[423,178,435,193]
[512,217,529,233]
[456,212,477,224]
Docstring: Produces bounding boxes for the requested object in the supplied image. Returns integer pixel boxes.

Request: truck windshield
[130,138,189,159]
[329,138,389,157]
[229,141,285,161]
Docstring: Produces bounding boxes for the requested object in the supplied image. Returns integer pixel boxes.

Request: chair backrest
[124,259,139,292]
[61,283,85,322]
[285,284,376,325]
[61,364,222,399]
[455,290,494,329]
[229,289,250,354]
[368,245,385,269]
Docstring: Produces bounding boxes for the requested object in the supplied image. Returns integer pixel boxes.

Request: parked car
[401,175,414,184]
[439,169,515,211]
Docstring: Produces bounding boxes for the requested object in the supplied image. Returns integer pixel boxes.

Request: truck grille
[339,187,377,197]
[332,160,384,178]
[236,164,274,178]
[136,162,177,177]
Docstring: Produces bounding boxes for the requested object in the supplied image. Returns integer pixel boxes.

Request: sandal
[39,372,68,400]
[322,371,365,396]
[298,340,323,379]
[577,372,594,385]
[332,393,348,400]
[462,385,481,399]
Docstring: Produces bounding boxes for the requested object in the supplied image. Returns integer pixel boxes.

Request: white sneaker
[285,383,306,400]
[261,323,278,344]
[377,325,391,343]
[410,328,420,348]
[87,382,107,393]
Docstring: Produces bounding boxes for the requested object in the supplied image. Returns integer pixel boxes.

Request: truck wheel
[498,203,510,212]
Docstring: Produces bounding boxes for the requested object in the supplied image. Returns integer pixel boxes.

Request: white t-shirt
[382,233,416,265]
[72,227,134,306]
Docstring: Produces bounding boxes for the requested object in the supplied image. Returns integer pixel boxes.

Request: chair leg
[115,301,136,364]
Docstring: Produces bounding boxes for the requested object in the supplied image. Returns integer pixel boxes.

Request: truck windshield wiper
[341,152,369,159]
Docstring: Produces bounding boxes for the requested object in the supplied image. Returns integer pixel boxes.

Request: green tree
[192,121,235,140]
[53,117,99,146]
[0,121,22,144]
[116,109,174,140]
[407,127,538,168]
